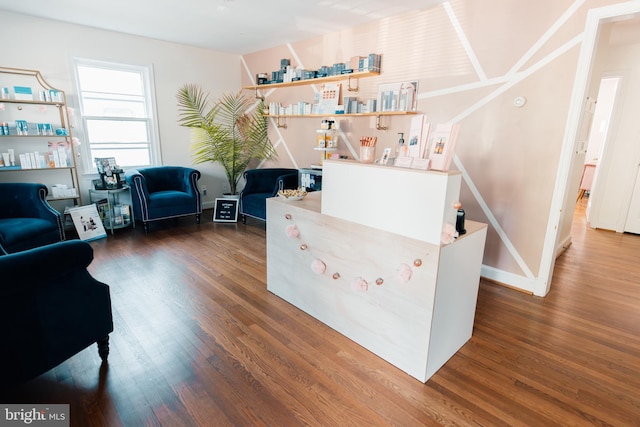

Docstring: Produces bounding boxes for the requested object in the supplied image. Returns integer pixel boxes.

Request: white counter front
[267,187,487,382]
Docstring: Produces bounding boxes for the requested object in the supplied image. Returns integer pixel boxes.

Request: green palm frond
[177,85,275,194]
[176,84,218,128]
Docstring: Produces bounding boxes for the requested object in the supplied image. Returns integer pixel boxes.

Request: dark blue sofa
[0,183,65,254]
[125,166,202,233]
[0,240,113,389]
[239,168,298,223]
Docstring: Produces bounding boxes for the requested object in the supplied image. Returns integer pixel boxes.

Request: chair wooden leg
[97,336,110,361]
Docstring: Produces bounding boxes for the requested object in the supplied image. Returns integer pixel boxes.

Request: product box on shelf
[12,86,33,101]
[51,184,77,199]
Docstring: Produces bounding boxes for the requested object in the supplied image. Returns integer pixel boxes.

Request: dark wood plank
[1,203,639,426]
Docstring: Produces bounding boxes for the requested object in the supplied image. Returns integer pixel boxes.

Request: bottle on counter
[395,132,408,159]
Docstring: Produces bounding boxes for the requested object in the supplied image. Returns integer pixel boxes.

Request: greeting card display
[427,123,460,171]
[94,157,124,189]
[407,114,431,159]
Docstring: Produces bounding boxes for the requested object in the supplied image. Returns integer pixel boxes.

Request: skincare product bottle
[456,206,467,235]
[395,132,408,158]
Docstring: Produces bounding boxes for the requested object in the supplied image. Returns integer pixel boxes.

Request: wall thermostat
[513,96,527,107]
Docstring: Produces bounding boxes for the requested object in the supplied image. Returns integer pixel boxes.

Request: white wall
[0,11,240,207]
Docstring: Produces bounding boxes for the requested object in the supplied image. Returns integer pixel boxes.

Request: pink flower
[397,263,413,283]
[286,224,299,238]
[441,223,459,245]
[310,259,326,274]
[351,276,369,292]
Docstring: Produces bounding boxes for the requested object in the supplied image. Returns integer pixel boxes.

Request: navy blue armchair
[0,183,65,254]
[240,168,298,223]
[125,166,202,233]
[0,240,114,389]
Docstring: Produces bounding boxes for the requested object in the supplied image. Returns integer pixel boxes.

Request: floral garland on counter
[282,212,459,292]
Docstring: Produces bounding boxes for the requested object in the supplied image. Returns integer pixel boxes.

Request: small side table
[88,185,135,234]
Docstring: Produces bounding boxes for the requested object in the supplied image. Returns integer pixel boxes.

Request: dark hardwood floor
[2,199,639,426]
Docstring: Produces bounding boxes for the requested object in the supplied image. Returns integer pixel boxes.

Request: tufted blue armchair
[239,168,298,223]
[0,240,113,389]
[0,183,65,254]
[125,166,202,233]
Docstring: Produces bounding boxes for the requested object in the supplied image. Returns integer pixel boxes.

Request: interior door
[624,164,640,233]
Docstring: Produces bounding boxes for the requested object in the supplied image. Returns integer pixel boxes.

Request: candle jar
[360,145,376,164]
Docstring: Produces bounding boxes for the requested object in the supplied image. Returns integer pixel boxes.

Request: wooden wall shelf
[265,111,416,118]
[243,70,380,91]
[266,111,416,130]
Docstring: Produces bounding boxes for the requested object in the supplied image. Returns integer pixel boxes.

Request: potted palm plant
[176,84,275,195]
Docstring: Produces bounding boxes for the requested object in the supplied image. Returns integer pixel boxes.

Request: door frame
[538,2,640,296]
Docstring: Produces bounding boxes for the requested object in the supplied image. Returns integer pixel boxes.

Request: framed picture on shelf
[380,147,392,165]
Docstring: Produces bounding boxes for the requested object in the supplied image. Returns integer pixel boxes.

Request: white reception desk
[266,160,487,382]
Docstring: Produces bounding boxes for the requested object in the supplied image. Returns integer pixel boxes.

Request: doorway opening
[580,76,620,224]
[540,3,640,297]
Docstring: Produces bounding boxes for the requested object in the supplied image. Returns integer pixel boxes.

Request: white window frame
[72,58,162,174]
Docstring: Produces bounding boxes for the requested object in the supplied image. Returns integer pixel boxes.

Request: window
[73,59,160,172]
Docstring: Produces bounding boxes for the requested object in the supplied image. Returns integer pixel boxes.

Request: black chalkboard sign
[213,198,239,222]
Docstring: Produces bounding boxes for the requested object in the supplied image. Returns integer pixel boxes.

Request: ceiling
[0,0,444,54]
